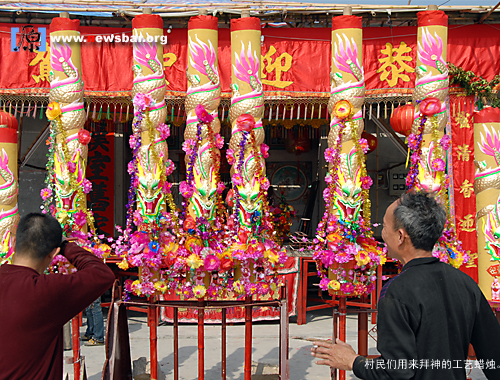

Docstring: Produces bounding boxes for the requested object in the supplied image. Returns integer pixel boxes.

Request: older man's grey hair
[393,191,447,252]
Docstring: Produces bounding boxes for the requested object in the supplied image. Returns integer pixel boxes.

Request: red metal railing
[121,289,289,380]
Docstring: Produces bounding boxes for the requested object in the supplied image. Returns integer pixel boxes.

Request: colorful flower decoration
[311,100,386,297]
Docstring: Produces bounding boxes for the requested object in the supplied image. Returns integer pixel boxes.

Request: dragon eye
[353,188,361,197]
[342,184,350,197]
[139,178,147,188]
[151,180,160,190]
[57,177,64,185]
[240,192,247,201]
[199,188,207,197]
[250,193,258,201]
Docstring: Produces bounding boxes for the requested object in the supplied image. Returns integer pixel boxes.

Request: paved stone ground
[63,306,488,380]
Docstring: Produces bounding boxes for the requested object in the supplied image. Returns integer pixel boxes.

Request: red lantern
[390,103,414,136]
[0,110,18,130]
[361,131,378,153]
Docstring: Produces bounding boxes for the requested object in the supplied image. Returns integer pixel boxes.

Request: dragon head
[53,149,85,212]
[332,148,362,224]
[137,152,164,219]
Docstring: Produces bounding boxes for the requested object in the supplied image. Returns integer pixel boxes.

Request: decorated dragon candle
[131,14,172,224]
[313,15,386,297]
[0,112,19,264]
[405,9,467,267]
[184,15,223,222]
[473,107,500,298]
[46,18,94,234]
[116,13,178,297]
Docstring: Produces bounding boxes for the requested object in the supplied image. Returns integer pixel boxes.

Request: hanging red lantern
[361,131,378,154]
[390,103,414,136]
[0,109,18,130]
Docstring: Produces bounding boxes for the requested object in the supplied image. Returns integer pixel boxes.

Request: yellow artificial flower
[186,253,203,269]
[193,285,206,298]
[117,258,129,270]
[46,101,62,120]
[328,280,341,291]
[264,249,279,265]
[154,281,168,293]
[355,251,371,267]
[233,280,245,294]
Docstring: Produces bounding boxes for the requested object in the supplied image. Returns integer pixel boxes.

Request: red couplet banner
[450,95,478,282]
[86,126,115,237]
[2,23,500,97]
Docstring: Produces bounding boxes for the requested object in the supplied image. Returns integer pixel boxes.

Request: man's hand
[311,338,358,371]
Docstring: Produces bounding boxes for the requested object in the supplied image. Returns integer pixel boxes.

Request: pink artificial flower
[432,158,445,171]
[129,135,137,149]
[133,93,153,112]
[324,147,336,163]
[407,133,418,150]
[440,135,451,150]
[214,134,224,149]
[67,162,76,173]
[81,179,92,195]
[232,173,243,186]
[204,254,221,272]
[162,181,172,194]
[260,143,270,158]
[49,204,57,216]
[358,138,369,154]
[361,175,373,190]
[226,149,235,165]
[260,178,270,191]
[319,277,330,291]
[127,161,135,175]
[158,123,170,140]
[323,187,331,201]
[182,139,196,155]
[340,282,355,294]
[179,181,194,198]
[195,104,214,124]
[164,159,175,176]
[217,182,225,194]
[40,187,52,201]
[73,210,87,227]
[325,174,333,184]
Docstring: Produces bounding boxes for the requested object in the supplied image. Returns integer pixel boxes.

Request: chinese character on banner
[261,45,293,89]
[457,144,472,161]
[459,179,474,198]
[457,112,471,128]
[459,214,475,232]
[163,52,177,85]
[465,251,478,268]
[377,41,414,87]
[11,25,45,53]
[29,51,50,83]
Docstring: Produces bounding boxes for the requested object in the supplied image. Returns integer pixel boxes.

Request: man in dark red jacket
[0,213,115,380]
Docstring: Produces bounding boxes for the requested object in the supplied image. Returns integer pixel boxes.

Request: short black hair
[15,213,62,260]
[393,191,447,252]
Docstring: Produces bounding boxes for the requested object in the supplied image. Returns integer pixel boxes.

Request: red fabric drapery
[2,23,500,97]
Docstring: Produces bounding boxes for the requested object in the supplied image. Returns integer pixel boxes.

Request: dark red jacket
[0,242,115,380]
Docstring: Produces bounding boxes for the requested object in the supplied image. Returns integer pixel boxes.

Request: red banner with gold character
[2,24,500,97]
[450,95,478,282]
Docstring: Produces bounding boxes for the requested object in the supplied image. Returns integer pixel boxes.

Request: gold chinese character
[457,112,471,129]
[29,51,50,83]
[459,214,475,232]
[457,144,472,161]
[460,179,474,198]
[377,42,415,87]
[261,45,293,89]
[163,53,178,85]
[465,251,478,268]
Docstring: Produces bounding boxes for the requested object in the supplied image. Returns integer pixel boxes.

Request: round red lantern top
[390,103,414,137]
[0,110,18,130]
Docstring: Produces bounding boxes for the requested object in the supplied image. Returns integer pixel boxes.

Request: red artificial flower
[78,129,91,145]
[236,114,255,132]
[419,97,441,117]
[195,104,214,124]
